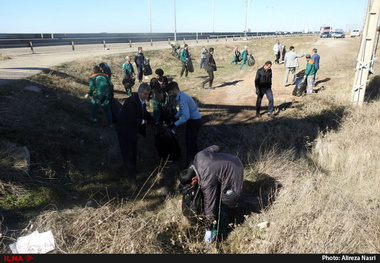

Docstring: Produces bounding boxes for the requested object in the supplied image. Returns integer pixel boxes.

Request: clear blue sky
[0,0,367,33]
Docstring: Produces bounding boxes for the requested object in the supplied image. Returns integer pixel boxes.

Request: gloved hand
[204,230,213,246]
[255,88,260,95]
[168,123,176,130]
[84,94,89,99]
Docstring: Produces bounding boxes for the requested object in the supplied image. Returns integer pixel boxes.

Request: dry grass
[1,35,380,254]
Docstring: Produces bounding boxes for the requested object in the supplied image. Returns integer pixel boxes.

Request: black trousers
[137,66,144,83]
[185,118,202,166]
[275,52,280,64]
[117,134,138,185]
[202,70,214,88]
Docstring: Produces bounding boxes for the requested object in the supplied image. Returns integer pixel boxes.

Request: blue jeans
[256,88,274,115]
[200,58,206,68]
[312,69,318,86]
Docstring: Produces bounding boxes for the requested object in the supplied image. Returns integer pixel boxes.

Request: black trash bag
[248,54,255,67]
[178,183,204,225]
[187,55,194,73]
[122,69,135,93]
[236,51,242,62]
[143,58,152,76]
[292,69,306,97]
[154,127,181,161]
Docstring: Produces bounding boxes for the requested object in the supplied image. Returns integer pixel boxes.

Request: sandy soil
[198,37,358,124]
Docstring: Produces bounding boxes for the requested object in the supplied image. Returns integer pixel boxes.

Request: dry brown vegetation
[0,35,379,254]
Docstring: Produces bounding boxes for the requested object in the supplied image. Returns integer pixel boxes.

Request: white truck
[320,25,332,38]
[351,29,360,37]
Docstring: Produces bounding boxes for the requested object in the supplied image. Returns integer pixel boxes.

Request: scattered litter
[24,86,42,93]
[9,230,55,254]
[257,221,275,229]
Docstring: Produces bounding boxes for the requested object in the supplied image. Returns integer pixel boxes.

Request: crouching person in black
[178,145,244,246]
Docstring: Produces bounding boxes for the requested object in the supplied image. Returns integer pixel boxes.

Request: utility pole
[174,0,177,42]
[212,0,215,33]
[148,0,152,33]
[244,0,249,38]
[351,0,380,105]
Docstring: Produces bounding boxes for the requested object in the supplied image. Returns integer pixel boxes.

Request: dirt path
[197,37,358,124]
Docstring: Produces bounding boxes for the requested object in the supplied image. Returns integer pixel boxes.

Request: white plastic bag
[9,230,55,254]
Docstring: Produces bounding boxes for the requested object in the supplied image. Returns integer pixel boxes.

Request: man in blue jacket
[311,48,320,87]
[167,81,202,166]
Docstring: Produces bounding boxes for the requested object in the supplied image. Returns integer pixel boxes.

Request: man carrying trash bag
[178,145,244,246]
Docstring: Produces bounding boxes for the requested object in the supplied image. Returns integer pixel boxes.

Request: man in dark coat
[149,68,169,125]
[201,47,217,89]
[255,61,274,118]
[134,47,145,83]
[179,145,244,245]
[116,83,155,187]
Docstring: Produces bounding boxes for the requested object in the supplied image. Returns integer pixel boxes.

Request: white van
[351,29,360,37]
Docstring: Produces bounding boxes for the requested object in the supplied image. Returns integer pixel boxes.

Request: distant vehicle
[351,29,360,37]
[320,32,331,38]
[320,25,332,38]
[334,31,345,38]
[334,29,345,38]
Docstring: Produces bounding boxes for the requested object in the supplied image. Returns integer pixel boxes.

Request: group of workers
[84,40,321,246]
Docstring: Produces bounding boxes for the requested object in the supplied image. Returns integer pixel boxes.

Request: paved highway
[0,36,250,85]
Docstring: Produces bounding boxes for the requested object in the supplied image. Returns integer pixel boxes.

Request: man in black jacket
[134,47,145,83]
[179,145,244,245]
[149,68,169,125]
[116,83,155,187]
[255,61,274,118]
[201,47,217,89]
